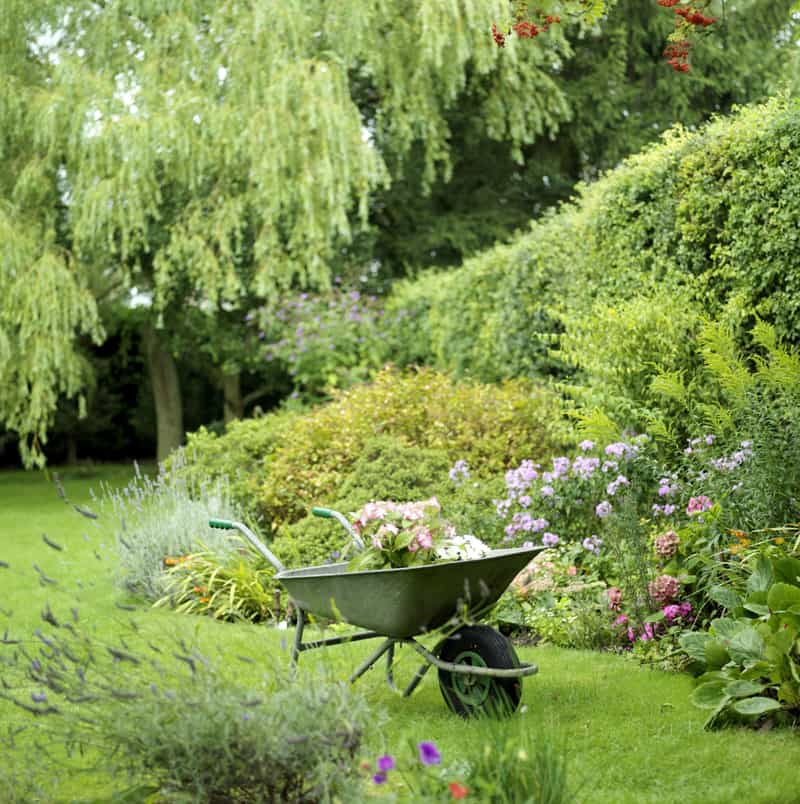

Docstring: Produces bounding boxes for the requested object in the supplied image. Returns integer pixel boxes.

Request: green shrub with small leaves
[258,366,571,527]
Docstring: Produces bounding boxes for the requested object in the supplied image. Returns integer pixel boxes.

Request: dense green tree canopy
[0,0,599,464]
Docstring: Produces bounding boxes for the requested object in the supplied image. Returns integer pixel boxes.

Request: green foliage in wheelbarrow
[679,551,800,729]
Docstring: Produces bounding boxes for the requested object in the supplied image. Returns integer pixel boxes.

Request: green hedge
[382,95,800,436]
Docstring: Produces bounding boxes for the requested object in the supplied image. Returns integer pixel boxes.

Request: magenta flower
[377,755,396,772]
[419,741,441,766]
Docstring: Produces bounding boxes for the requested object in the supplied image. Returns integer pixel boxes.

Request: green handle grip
[311,507,335,519]
[208,518,235,529]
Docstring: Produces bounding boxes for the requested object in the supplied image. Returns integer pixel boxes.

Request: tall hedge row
[384,95,800,432]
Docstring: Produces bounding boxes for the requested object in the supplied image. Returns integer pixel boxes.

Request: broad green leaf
[691,681,730,710]
[724,679,765,698]
[728,627,766,666]
[767,582,800,613]
[704,640,731,670]
[730,697,781,716]
[772,558,800,586]
[710,617,743,640]
[680,632,711,664]
[709,585,742,612]
[747,555,774,595]
[743,602,770,617]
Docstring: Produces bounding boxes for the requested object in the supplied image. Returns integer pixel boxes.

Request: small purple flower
[595,501,612,518]
[542,532,560,547]
[449,460,470,483]
[372,772,388,785]
[531,517,549,533]
[540,485,554,498]
[604,442,629,458]
[582,535,603,555]
[663,504,676,516]
[579,439,595,452]
[377,755,395,772]
[552,456,571,478]
[31,692,47,703]
[519,495,532,508]
[704,434,715,445]
[419,741,441,766]
[601,460,619,474]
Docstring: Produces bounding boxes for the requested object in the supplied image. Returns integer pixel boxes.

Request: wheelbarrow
[209,508,545,716]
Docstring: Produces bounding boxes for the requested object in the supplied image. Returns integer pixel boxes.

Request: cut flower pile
[346,498,490,572]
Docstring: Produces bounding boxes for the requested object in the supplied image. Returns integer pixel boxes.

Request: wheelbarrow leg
[349,637,396,685]
[403,660,433,698]
[290,608,305,668]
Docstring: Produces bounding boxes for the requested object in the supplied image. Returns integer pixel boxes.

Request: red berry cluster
[491,22,506,47]
[656,1,717,73]
[492,5,561,48]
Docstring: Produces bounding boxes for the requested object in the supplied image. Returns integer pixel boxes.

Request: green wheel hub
[451,650,491,706]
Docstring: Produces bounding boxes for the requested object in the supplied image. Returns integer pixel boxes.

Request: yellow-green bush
[258,366,570,525]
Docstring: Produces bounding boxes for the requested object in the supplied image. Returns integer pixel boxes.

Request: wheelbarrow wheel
[437,625,522,717]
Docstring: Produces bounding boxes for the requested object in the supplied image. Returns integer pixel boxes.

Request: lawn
[1,466,799,804]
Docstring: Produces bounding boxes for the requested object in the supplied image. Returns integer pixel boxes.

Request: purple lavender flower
[31,692,48,703]
[601,460,619,474]
[531,517,549,533]
[519,495,532,508]
[604,442,629,458]
[540,485,554,497]
[579,439,595,452]
[572,456,600,480]
[542,532,560,547]
[663,504,676,516]
[419,741,441,766]
[552,457,571,478]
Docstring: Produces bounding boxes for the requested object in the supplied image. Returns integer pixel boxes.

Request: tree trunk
[222,371,243,423]
[142,324,184,462]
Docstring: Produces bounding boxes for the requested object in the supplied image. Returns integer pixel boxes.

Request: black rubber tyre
[437,625,523,717]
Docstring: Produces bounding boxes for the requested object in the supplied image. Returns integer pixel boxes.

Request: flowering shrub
[347,498,489,572]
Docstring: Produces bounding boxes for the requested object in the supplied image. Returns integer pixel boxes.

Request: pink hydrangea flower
[655,530,679,558]
[649,575,680,605]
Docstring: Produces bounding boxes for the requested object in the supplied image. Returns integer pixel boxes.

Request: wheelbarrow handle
[208,519,285,573]
[311,507,366,551]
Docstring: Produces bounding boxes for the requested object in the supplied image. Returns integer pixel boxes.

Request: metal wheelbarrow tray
[210,510,544,716]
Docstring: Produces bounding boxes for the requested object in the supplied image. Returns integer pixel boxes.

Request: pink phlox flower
[614,614,628,626]
[686,495,713,515]
[662,604,681,622]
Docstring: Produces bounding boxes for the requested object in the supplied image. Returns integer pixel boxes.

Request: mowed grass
[1,467,799,804]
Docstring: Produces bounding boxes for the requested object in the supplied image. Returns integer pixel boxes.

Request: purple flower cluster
[449,459,470,484]
[582,535,603,555]
[710,441,753,473]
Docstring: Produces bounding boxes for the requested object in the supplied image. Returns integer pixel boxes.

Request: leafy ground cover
[1,467,800,803]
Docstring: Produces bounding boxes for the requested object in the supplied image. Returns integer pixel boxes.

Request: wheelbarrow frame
[209,511,543,704]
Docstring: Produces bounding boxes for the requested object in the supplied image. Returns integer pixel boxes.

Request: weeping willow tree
[2,0,617,464]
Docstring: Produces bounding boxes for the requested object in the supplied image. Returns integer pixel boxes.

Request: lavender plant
[105,457,242,600]
[0,588,370,803]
